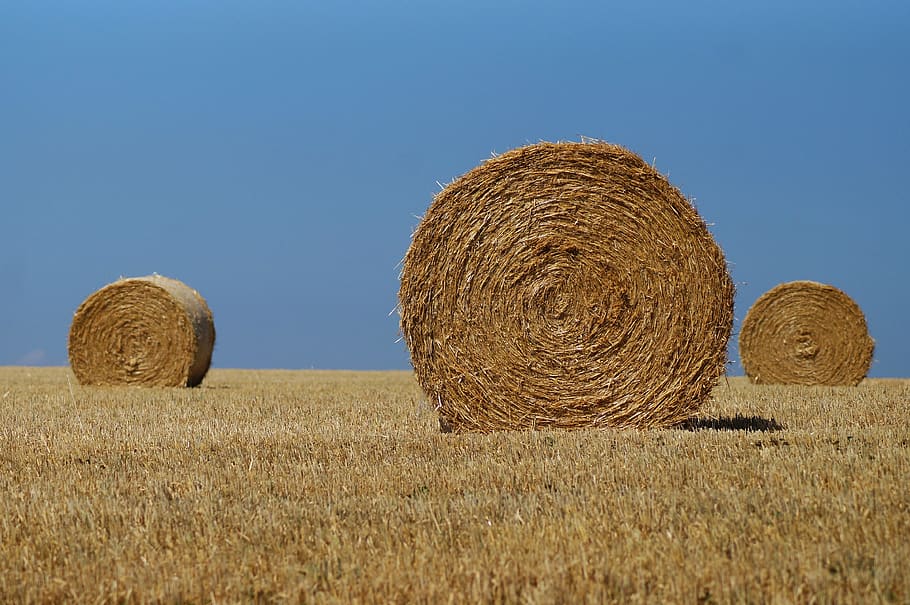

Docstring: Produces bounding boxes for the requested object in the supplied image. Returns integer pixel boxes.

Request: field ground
[1,367,908,603]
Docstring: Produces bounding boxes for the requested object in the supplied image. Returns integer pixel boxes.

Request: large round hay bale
[739,281,873,386]
[68,275,215,387]
[398,140,735,432]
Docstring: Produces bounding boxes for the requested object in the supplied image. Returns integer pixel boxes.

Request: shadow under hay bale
[68,275,215,387]
[681,415,784,432]
[399,140,734,432]
[739,281,874,386]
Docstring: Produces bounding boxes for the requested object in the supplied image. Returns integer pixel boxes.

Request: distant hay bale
[739,281,874,386]
[68,275,215,387]
[398,140,735,432]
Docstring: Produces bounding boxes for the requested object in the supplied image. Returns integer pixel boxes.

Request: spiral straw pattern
[739,281,873,386]
[399,141,734,432]
[68,275,215,387]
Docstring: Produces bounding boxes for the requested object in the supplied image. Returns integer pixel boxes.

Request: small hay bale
[739,280,874,386]
[68,275,215,387]
[398,140,735,432]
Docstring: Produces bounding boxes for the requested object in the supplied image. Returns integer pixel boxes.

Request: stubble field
[1,366,908,603]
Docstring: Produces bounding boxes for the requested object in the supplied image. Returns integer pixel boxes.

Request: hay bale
[68,275,215,387]
[398,140,735,432]
[739,281,874,386]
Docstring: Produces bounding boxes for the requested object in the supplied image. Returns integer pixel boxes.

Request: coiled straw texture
[68,275,215,387]
[739,280,873,386]
[399,141,734,432]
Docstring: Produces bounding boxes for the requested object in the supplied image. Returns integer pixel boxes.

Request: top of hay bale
[398,140,735,432]
[68,275,215,387]
[739,280,874,386]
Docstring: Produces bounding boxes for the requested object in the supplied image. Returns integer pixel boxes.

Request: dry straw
[68,275,215,387]
[398,140,735,432]
[739,280,874,386]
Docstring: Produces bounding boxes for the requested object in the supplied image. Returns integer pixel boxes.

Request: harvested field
[1,367,908,603]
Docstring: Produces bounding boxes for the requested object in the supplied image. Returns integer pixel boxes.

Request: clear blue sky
[2,1,908,375]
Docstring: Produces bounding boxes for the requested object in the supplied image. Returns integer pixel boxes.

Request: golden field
[1,367,908,604]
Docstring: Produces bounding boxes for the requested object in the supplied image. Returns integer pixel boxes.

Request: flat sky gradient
[2,1,908,375]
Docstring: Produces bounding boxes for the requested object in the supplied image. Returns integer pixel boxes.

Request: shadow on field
[681,415,784,433]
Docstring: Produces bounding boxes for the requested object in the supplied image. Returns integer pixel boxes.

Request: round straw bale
[68,275,215,387]
[739,280,873,386]
[398,140,734,432]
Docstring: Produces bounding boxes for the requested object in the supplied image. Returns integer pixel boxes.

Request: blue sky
[2,1,908,375]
